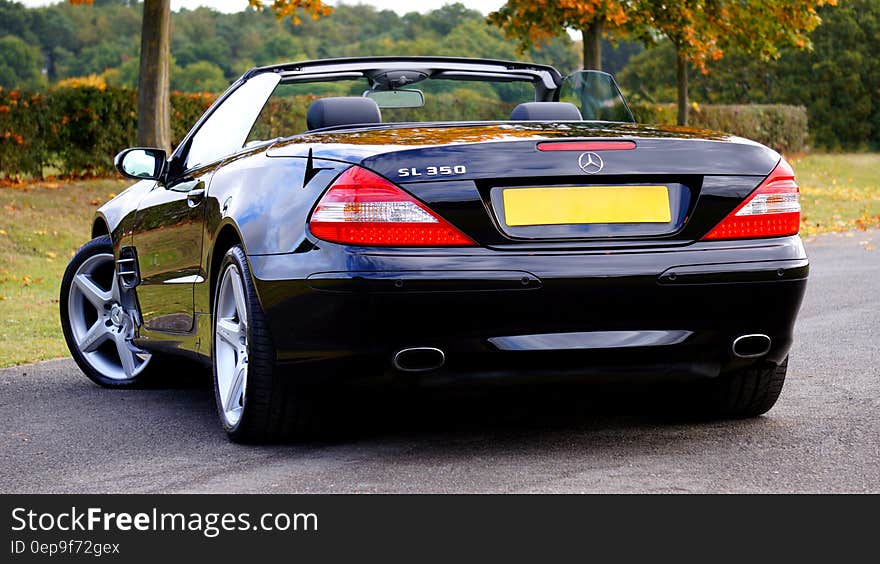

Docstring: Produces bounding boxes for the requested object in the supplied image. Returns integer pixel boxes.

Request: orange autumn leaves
[490,1,838,72]
[489,1,633,51]
[1,88,26,147]
[70,1,334,26]
[247,0,333,25]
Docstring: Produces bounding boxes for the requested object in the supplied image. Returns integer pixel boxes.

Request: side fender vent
[117,247,140,289]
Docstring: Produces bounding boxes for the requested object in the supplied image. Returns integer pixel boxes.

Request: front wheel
[60,235,153,387]
[212,245,312,443]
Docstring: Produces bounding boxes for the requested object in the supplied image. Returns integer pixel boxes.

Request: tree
[619,0,876,149]
[24,4,574,89]
[635,0,837,125]
[0,35,46,90]
[69,0,332,152]
[633,1,727,125]
[488,0,635,71]
[133,0,171,151]
[173,61,228,93]
[489,0,836,126]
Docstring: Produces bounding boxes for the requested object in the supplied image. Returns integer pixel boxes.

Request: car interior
[304,97,585,130]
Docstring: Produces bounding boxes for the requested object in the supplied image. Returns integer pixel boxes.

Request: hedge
[1,85,810,179]
[0,86,215,178]
[630,103,809,154]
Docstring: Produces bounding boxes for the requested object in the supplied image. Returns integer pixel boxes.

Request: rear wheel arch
[209,223,246,313]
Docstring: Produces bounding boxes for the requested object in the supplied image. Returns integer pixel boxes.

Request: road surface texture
[1,231,877,493]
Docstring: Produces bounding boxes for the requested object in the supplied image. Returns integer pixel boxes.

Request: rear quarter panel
[205,151,348,256]
[199,150,348,313]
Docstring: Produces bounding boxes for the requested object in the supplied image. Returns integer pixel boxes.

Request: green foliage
[0,35,46,90]
[47,86,137,175]
[169,92,215,146]
[621,1,877,149]
[618,42,678,102]
[631,102,809,153]
[247,94,311,142]
[0,85,214,178]
[3,2,579,93]
[172,61,228,94]
[602,39,643,75]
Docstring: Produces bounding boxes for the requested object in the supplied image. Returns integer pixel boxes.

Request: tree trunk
[676,50,688,126]
[137,0,171,152]
[582,21,602,70]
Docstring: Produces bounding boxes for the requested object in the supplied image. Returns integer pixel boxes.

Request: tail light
[309,166,475,246]
[702,159,800,240]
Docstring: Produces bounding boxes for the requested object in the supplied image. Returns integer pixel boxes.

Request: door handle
[186,187,205,207]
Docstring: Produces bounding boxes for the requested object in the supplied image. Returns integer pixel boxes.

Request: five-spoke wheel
[211,244,308,443]
[62,236,309,441]
[60,235,152,386]
[214,263,249,426]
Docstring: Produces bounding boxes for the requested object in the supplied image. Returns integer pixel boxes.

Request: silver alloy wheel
[215,264,249,426]
[67,252,150,380]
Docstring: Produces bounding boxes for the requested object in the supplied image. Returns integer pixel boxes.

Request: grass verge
[0,178,129,366]
[790,153,880,237]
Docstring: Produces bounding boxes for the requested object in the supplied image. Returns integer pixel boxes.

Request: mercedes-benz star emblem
[578,152,604,174]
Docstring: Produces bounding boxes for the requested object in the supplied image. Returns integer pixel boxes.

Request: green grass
[789,153,880,237]
[0,154,878,367]
[0,178,129,366]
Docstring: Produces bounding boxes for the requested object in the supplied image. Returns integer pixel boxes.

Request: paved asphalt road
[1,231,877,493]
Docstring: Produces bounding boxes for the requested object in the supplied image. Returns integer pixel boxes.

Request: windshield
[176,60,641,169]
[246,75,538,144]
[219,62,633,148]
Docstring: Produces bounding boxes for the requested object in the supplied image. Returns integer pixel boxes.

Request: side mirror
[114,147,167,180]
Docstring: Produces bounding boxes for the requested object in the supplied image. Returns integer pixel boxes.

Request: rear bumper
[248,235,808,385]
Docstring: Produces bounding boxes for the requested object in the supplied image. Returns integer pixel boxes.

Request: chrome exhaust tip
[392,347,446,372]
[732,334,772,358]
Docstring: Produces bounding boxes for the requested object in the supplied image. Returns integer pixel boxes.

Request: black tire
[60,235,167,388]
[212,245,312,443]
[708,357,788,418]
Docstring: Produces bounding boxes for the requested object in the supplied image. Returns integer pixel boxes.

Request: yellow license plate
[502,185,672,227]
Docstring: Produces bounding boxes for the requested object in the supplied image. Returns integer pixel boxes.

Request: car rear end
[251,124,808,393]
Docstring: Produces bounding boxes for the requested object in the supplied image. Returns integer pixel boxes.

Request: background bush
[0,86,214,178]
[630,103,809,154]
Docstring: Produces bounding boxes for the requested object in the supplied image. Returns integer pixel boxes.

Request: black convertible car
[60,57,808,442]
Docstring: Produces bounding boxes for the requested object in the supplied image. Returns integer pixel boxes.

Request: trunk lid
[268,122,781,248]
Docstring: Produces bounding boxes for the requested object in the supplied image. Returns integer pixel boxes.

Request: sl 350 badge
[398,165,467,178]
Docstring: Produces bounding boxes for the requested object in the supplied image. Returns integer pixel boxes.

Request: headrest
[509,102,583,121]
[306,97,382,130]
